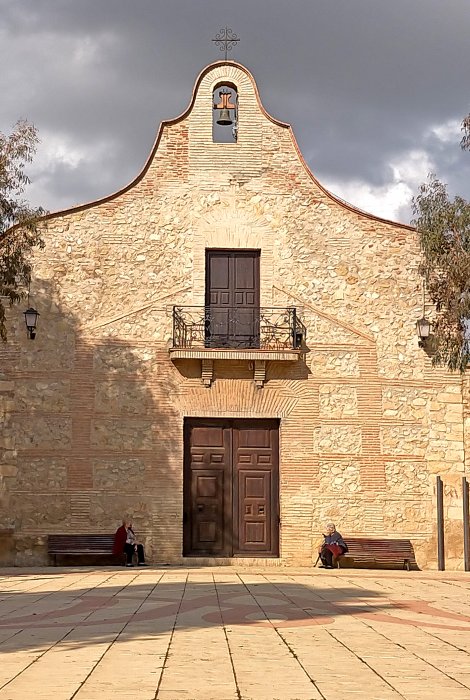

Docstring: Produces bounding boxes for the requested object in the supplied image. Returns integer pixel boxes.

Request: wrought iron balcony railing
[172,306,305,350]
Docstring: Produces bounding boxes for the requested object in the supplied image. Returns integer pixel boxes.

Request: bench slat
[49,550,114,555]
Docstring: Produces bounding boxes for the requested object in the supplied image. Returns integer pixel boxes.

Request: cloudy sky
[1,0,469,224]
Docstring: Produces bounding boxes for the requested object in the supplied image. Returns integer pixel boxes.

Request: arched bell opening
[212,82,238,143]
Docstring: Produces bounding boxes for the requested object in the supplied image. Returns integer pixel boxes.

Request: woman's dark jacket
[113,525,127,555]
[323,531,348,552]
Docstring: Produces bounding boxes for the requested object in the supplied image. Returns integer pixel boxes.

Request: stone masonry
[0,61,468,568]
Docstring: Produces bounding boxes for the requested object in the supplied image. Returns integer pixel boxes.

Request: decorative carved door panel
[233,421,278,554]
[183,421,232,556]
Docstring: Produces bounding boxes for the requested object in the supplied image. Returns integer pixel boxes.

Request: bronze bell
[215,89,235,126]
[217,108,233,126]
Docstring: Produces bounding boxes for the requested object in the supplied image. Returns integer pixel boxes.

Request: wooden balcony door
[183,418,279,557]
[205,249,260,348]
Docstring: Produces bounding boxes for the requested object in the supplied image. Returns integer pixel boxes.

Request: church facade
[1,61,468,568]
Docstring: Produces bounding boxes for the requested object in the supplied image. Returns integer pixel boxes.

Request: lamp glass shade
[24,307,39,330]
[416,317,431,339]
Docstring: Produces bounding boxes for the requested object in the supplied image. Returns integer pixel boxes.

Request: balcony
[170,306,306,386]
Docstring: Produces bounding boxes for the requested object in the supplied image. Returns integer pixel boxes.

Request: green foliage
[0,120,46,341]
[411,112,470,372]
[412,174,470,371]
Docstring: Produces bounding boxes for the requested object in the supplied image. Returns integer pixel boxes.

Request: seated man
[318,522,348,568]
[113,518,147,566]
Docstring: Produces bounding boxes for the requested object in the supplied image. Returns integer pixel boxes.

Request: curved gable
[2,60,413,240]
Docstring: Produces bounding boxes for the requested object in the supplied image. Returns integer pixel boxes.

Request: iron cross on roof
[212,27,240,60]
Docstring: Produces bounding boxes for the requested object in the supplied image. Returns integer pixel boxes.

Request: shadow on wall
[0,276,181,566]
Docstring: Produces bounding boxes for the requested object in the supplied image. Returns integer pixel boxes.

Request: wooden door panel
[232,308,258,346]
[209,291,230,305]
[208,254,230,301]
[232,252,259,347]
[237,425,272,448]
[234,291,256,305]
[206,253,231,346]
[190,469,225,552]
[183,421,231,556]
[209,308,231,347]
[232,420,279,556]
[234,254,256,298]
[237,469,271,551]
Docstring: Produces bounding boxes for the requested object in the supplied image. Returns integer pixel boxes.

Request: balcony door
[205,249,260,348]
[183,418,279,557]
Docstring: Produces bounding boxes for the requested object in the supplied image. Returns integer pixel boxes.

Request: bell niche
[212,83,238,143]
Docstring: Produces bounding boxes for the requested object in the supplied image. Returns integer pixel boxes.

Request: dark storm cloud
[1,0,469,221]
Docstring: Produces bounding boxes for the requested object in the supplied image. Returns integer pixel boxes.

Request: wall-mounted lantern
[416,316,431,347]
[294,331,303,349]
[23,307,39,340]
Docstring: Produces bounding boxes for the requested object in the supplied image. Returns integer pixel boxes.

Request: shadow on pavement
[0,577,402,652]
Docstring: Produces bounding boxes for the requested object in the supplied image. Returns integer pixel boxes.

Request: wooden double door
[183,418,279,557]
[205,249,260,348]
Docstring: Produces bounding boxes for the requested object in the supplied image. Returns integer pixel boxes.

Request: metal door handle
[197,504,204,512]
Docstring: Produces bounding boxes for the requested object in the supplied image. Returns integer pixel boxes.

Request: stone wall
[1,61,468,568]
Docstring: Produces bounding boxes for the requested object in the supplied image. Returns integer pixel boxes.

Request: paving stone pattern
[0,567,470,699]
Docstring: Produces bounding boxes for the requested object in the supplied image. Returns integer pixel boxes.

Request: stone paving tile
[71,575,174,700]
[0,567,470,699]
[157,575,238,700]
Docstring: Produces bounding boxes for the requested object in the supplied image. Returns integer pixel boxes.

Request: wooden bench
[48,534,120,566]
[335,537,419,571]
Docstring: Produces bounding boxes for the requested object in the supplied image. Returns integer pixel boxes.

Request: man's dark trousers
[124,543,145,564]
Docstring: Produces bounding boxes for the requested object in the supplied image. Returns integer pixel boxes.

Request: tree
[411,114,470,372]
[0,120,46,341]
[461,112,470,151]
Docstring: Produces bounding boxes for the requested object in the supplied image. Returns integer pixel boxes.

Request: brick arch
[192,201,275,307]
[172,379,299,419]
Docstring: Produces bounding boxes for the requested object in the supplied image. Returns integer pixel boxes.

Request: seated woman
[113,518,147,566]
[318,522,348,568]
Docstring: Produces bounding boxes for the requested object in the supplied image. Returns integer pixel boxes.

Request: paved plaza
[0,567,470,700]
